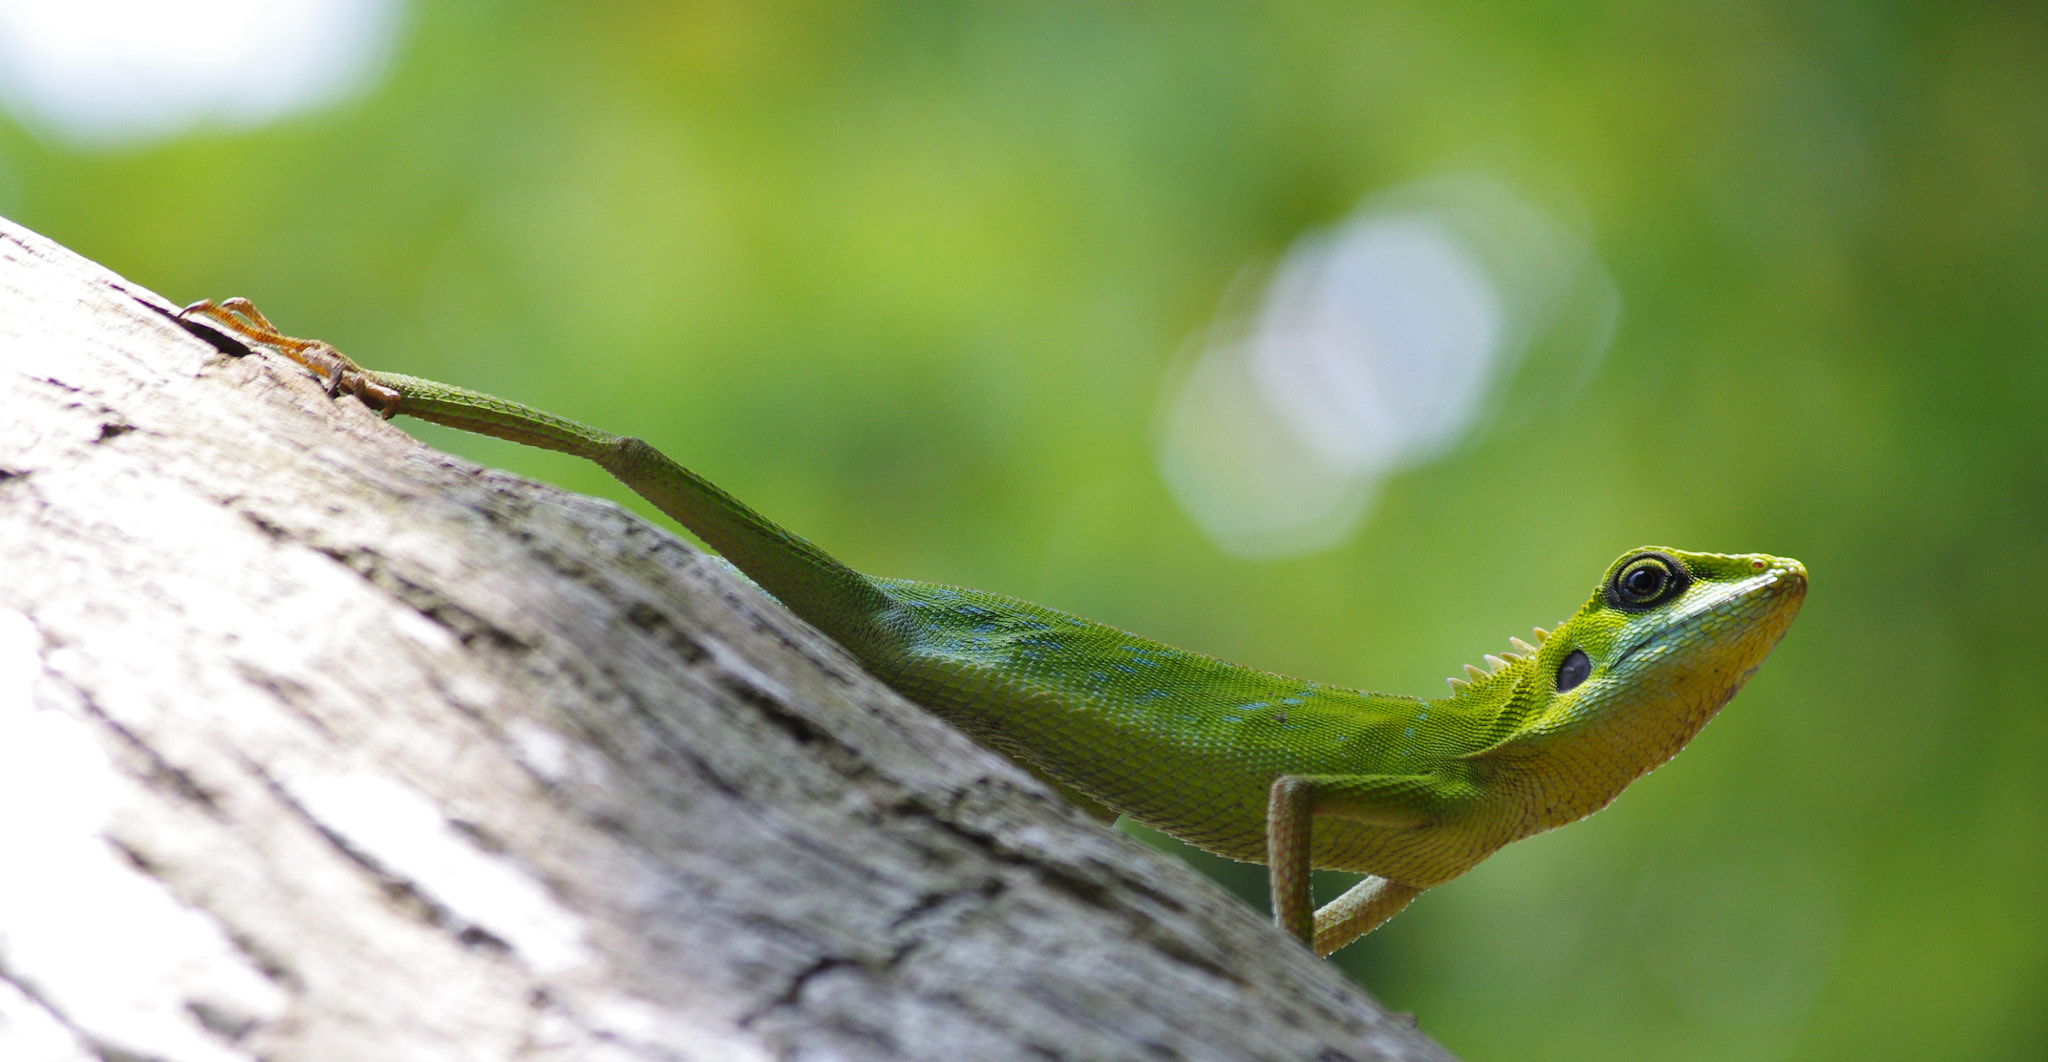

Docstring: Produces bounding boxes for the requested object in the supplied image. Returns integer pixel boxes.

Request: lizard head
[1499,548,1806,775]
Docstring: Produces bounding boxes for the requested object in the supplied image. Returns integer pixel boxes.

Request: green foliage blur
[6,3,2042,1058]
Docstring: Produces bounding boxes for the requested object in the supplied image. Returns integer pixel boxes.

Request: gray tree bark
[0,214,1456,1062]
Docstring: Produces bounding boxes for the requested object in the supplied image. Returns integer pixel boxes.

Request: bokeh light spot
[0,0,402,149]
[1157,175,1617,558]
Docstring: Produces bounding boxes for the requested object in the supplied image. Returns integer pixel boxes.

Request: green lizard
[181,297,1807,957]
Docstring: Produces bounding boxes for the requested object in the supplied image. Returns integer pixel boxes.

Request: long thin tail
[376,372,901,652]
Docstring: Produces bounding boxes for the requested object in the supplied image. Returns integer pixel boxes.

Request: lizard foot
[181,297,401,416]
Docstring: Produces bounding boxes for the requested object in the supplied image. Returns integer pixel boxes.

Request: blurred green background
[5,3,2043,1058]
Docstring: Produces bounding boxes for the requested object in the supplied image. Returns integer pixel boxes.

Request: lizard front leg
[1265,773,1442,951]
[1311,876,1424,957]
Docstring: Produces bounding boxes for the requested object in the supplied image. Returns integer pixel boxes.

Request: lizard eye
[1605,552,1690,612]
[1556,648,1591,693]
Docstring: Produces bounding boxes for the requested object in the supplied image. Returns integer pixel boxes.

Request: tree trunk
[0,215,1455,1062]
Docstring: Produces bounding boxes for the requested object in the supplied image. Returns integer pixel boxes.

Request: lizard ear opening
[1556,648,1591,693]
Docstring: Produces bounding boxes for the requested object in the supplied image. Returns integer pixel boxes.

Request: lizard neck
[1504,670,1743,832]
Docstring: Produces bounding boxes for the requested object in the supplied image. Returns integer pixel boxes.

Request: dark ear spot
[1556,648,1591,693]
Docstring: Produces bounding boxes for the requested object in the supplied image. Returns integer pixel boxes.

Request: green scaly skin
[182,299,1808,957]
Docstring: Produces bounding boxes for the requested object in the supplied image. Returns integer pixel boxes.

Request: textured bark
[0,214,1457,1062]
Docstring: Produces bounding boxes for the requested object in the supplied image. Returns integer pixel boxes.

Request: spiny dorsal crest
[1444,626,1549,695]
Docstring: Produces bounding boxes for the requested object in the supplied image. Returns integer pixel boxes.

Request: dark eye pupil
[1557,648,1591,693]
[1625,567,1663,596]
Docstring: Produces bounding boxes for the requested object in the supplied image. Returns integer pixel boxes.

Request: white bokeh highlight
[1157,176,1618,558]
[0,0,402,149]
[1249,217,1500,473]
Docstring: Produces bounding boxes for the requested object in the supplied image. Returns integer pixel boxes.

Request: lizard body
[182,298,1806,955]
